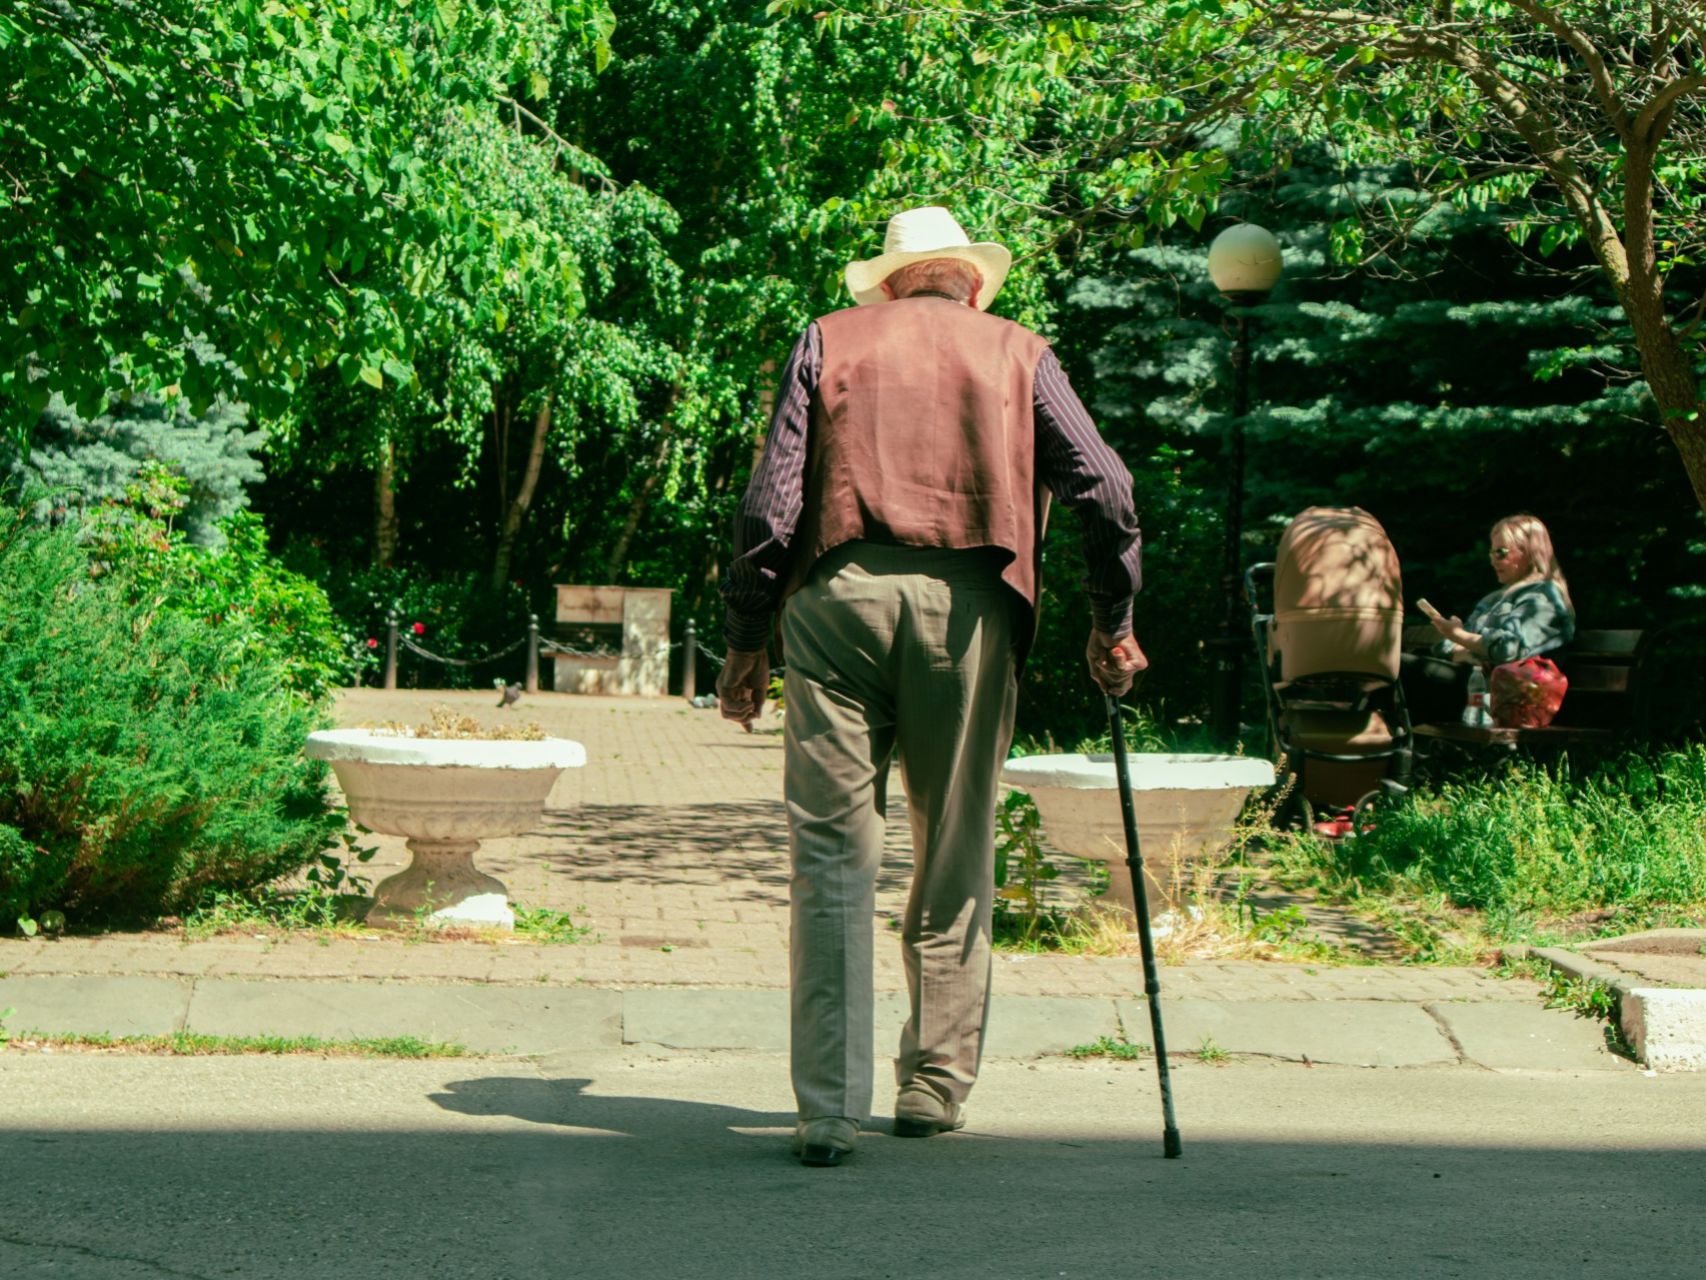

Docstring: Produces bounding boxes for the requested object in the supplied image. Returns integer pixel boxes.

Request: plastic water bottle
[1462,666,1491,727]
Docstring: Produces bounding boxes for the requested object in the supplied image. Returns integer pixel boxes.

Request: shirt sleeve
[719,323,821,651]
[1032,347,1143,636]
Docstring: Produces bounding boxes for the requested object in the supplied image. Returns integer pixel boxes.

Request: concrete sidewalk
[0,690,1628,1073]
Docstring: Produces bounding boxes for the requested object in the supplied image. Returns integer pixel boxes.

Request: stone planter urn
[305,729,586,930]
[999,752,1275,924]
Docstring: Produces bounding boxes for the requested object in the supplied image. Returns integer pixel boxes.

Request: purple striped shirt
[722,319,1142,651]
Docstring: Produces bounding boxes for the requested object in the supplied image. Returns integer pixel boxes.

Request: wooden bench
[1401,625,1649,751]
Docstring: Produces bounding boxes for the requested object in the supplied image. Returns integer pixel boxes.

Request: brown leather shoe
[893,1083,966,1138]
[792,1117,858,1166]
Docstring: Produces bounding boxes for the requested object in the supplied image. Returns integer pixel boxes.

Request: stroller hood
[1271,506,1403,681]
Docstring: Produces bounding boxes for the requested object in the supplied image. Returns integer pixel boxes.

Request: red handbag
[1489,656,1568,728]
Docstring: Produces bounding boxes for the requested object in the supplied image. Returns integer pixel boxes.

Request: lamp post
[1206,223,1283,746]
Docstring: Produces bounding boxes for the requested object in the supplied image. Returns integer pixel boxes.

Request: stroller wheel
[1351,789,1385,836]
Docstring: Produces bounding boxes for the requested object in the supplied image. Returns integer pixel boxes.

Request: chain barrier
[382,612,779,693]
[399,632,528,668]
[539,638,622,660]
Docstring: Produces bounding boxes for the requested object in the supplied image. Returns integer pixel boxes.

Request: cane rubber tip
[1163,1130,1183,1159]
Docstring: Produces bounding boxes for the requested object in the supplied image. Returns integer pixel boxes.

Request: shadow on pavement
[6,1064,1699,1280]
[3,1111,1700,1279]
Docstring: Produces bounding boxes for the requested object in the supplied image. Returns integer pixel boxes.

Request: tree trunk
[1625,292,1706,516]
[1618,141,1706,517]
[373,437,398,569]
[607,439,671,581]
[490,395,552,592]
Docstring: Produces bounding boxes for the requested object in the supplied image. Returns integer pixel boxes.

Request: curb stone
[1504,944,1706,1072]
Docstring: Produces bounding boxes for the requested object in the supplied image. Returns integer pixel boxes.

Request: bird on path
[495,681,524,708]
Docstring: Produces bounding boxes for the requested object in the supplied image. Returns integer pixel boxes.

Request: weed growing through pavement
[512,906,597,944]
[181,815,378,940]
[1196,1036,1229,1065]
[1541,971,1635,1058]
[1066,1035,1148,1061]
[0,1031,471,1058]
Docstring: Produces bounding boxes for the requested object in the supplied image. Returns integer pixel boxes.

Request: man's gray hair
[885,257,981,303]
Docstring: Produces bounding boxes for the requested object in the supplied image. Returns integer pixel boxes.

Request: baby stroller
[1245,507,1414,832]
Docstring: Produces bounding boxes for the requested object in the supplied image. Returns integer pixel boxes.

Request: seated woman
[1402,513,1576,724]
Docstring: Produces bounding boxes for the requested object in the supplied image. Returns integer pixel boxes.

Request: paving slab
[0,975,192,1038]
[623,987,790,1050]
[1117,996,1459,1066]
[984,994,1120,1056]
[184,979,622,1054]
[1426,1000,1623,1071]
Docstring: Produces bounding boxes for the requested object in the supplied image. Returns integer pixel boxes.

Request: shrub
[82,466,359,699]
[0,509,343,928]
[302,558,535,690]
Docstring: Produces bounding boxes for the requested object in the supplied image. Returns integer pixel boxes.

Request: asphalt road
[1,1048,1701,1279]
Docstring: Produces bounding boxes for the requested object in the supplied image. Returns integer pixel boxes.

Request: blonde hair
[1492,513,1574,614]
[885,257,981,303]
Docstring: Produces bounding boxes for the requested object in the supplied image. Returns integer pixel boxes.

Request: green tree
[0,0,614,438]
[783,1,1706,515]
[11,391,263,548]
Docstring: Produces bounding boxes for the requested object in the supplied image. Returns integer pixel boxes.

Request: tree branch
[1633,74,1706,145]
[1506,0,1633,143]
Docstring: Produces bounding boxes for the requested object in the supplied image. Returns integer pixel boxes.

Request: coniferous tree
[11,394,265,549]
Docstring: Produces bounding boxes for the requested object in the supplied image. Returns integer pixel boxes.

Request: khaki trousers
[782,542,1018,1122]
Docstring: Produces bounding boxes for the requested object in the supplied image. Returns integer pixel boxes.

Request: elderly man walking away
[717,207,1146,1167]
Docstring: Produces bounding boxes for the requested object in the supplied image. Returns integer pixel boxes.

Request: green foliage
[0,1031,470,1059]
[306,559,535,689]
[993,790,1062,942]
[0,508,343,929]
[512,905,597,944]
[83,467,359,700]
[11,392,264,548]
[1272,747,1706,938]
[1066,1035,1148,1061]
[1543,972,1622,1024]
[2,0,618,435]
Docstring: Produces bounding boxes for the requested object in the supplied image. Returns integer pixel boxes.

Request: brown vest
[787,295,1051,640]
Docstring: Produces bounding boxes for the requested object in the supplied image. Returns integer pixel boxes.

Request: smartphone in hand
[1416,598,1444,620]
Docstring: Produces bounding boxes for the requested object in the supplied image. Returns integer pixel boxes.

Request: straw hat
[844,206,1012,311]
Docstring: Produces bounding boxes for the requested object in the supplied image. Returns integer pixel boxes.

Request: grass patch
[179,886,368,940]
[1258,745,1706,960]
[0,1030,470,1058]
[1066,1034,1148,1061]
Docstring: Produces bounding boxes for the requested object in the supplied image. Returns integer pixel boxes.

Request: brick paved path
[0,689,1532,1005]
[320,692,1508,1003]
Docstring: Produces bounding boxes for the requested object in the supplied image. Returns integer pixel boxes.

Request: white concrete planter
[1000,753,1275,923]
[306,730,587,931]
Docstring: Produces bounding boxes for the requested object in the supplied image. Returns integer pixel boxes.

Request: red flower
[411,622,425,635]
[366,638,378,649]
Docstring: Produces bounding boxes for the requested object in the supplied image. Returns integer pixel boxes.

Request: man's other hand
[716,648,770,731]
[1087,630,1147,696]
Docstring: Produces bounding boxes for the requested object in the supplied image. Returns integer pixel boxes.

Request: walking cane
[1106,692,1183,1159]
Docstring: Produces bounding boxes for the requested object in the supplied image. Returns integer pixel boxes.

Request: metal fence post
[682,617,697,702]
[525,613,540,694]
[383,612,398,690]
